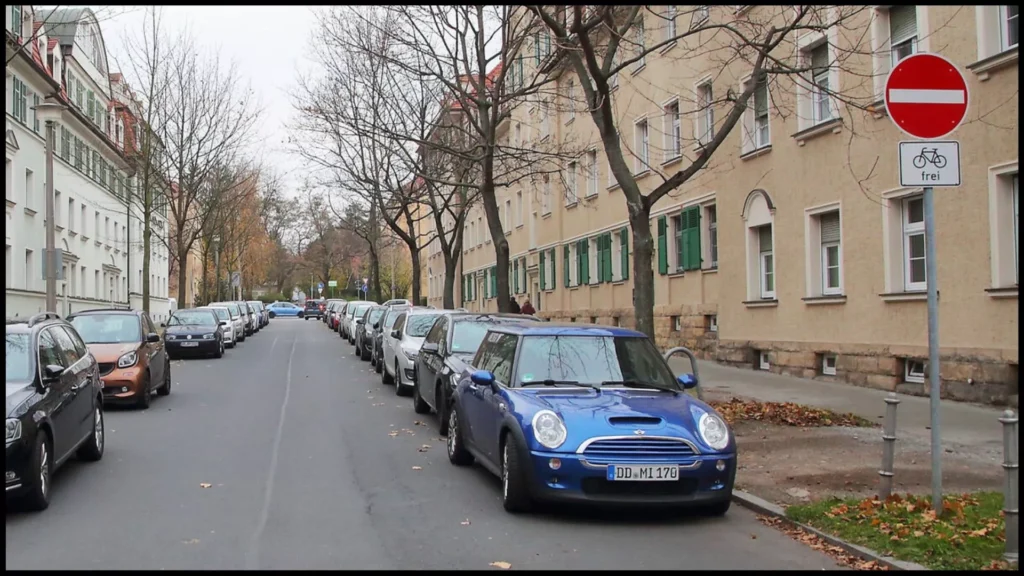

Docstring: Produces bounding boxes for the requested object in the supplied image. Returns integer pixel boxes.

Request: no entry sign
[884,53,969,140]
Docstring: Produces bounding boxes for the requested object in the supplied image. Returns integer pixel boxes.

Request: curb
[732,490,929,571]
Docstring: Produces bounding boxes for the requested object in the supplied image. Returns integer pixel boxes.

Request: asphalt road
[6,317,843,570]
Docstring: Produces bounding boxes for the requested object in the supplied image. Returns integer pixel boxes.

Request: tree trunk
[443,256,459,310]
[479,181,510,313]
[176,245,189,305]
[628,206,656,339]
[370,248,382,303]
[142,221,151,313]
[409,245,421,303]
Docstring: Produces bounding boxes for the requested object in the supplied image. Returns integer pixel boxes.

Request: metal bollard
[878,392,901,500]
[1000,409,1019,565]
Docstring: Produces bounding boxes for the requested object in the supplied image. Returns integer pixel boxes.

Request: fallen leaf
[750,534,757,539]
[200,483,212,488]
[388,431,399,437]
[418,444,431,452]
[414,420,425,426]
[412,466,422,471]
[182,538,200,545]
[489,561,512,570]
[461,519,471,526]
[708,397,875,428]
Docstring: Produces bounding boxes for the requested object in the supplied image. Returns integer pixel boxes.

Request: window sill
[612,280,626,286]
[515,223,524,230]
[631,63,646,76]
[802,294,847,305]
[94,240,103,247]
[569,286,579,292]
[985,286,1018,299]
[565,201,578,209]
[966,46,1018,81]
[589,282,600,288]
[565,117,575,126]
[867,99,888,120]
[5,199,15,209]
[55,225,64,232]
[68,230,78,238]
[792,117,842,146]
[701,267,718,275]
[739,145,772,161]
[692,141,712,154]
[634,169,652,180]
[743,299,778,308]
[24,206,37,216]
[661,155,683,169]
[104,244,112,251]
[80,235,89,242]
[542,212,552,219]
[668,270,686,278]
[880,291,937,303]
[607,183,621,191]
[659,40,677,55]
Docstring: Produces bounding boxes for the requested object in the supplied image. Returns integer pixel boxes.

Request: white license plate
[180,342,199,347]
[607,464,679,481]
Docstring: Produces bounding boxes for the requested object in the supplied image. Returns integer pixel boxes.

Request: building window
[904,359,926,384]
[889,5,918,65]
[542,176,551,215]
[68,198,75,232]
[663,100,681,161]
[902,196,926,292]
[665,6,678,39]
[696,82,714,145]
[1002,5,1019,50]
[758,350,770,371]
[32,93,40,133]
[671,315,681,331]
[12,77,28,124]
[540,100,550,140]
[671,209,703,273]
[54,191,62,227]
[25,250,34,291]
[822,354,838,376]
[706,205,718,269]
[820,211,842,295]
[634,119,650,173]
[585,150,598,197]
[503,199,511,231]
[989,166,1019,288]
[808,43,832,125]
[516,191,523,227]
[566,161,578,205]
[24,169,35,212]
[634,16,646,70]
[81,204,87,237]
[567,79,575,121]
[758,225,774,299]
[477,216,483,247]
[753,76,770,148]
[692,6,710,29]
[706,314,718,333]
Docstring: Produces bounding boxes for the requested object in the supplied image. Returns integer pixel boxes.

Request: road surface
[6,318,842,570]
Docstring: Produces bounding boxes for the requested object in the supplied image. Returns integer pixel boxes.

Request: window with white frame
[696,82,714,145]
[54,191,62,227]
[634,119,650,173]
[902,195,927,291]
[566,161,578,205]
[516,191,523,227]
[477,216,484,247]
[822,354,837,376]
[586,150,598,197]
[567,79,575,121]
[819,211,842,295]
[692,5,710,29]
[666,6,678,39]
[889,5,918,65]
[808,43,832,124]
[540,100,550,139]
[904,359,926,384]
[68,198,75,233]
[988,166,1019,289]
[752,76,770,148]
[503,199,511,231]
[542,176,552,215]
[758,225,774,299]
[705,204,718,269]
[634,16,646,69]
[663,100,681,161]
[1002,6,1019,50]
[589,237,599,285]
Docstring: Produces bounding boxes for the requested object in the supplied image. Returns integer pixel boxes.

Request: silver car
[208,301,246,342]
[381,307,448,396]
[342,300,374,343]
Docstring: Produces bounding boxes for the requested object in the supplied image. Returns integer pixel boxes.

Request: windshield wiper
[521,379,601,392]
[601,380,679,396]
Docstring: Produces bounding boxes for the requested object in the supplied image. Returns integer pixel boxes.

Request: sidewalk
[670,357,1008,460]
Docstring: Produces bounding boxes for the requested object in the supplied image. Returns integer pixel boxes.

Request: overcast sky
[98,5,319,200]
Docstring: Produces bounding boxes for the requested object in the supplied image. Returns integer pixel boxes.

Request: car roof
[406,307,449,316]
[67,308,141,317]
[8,312,77,332]
[487,323,648,338]
[449,312,541,323]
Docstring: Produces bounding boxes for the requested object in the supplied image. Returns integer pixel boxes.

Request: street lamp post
[213,236,221,302]
[33,102,67,313]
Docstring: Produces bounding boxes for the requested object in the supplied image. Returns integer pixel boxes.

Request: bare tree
[528,5,882,338]
[299,188,359,296]
[337,198,385,302]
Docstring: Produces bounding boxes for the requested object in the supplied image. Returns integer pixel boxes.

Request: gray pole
[391,243,396,299]
[923,186,942,515]
[1000,410,1019,565]
[44,119,57,313]
[878,392,900,500]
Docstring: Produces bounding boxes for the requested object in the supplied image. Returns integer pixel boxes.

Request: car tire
[157,361,172,396]
[269,311,276,319]
[436,383,450,436]
[353,338,360,355]
[501,436,533,513]
[136,372,152,409]
[412,382,430,414]
[446,404,473,466]
[381,357,394,384]
[298,312,304,319]
[22,431,52,512]
[375,354,383,373]
[702,499,732,516]
[215,341,224,359]
[77,404,105,462]
[360,343,371,361]
[395,362,409,396]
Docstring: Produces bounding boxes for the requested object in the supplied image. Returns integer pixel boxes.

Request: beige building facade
[419,6,1019,405]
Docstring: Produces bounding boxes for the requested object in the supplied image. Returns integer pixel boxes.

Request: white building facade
[5,6,171,322]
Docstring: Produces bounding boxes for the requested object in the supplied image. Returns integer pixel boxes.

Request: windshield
[514,335,679,389]
[205,307,230,321]
[70,314,142,344]
[212,302,240,316]
[248,302,262,310]
[451,321,492,354]
[6,333,33,382]
[406,314,441,337]
[169,310,218,327]
[367,308,385,325]
[384,308,407,329]
[353,303,372,318]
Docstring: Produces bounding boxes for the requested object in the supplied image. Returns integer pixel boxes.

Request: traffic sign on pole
[884,53,969,140]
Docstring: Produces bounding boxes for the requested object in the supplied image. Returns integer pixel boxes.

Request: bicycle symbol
[912,148,947,169]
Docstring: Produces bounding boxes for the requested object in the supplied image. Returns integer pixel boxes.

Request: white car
[341,300,373,343]
[381,308,447,396]
[208,301,246,342]
[200,305,236,347]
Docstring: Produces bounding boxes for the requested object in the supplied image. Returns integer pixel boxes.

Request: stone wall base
[537,307,1018,408]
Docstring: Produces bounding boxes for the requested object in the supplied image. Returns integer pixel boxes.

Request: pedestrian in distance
[509,296,521,314]
[520,298,536,316]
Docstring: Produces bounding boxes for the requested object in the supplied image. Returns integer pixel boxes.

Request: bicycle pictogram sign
[912,148,948,170]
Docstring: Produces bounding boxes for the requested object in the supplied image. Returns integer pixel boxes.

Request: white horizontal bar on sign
[887,88,965,105]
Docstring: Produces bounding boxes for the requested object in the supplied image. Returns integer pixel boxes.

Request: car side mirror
[373,322,380,329]
[391,329,402,339]
[421,342,439,355]
[220,321,229,326]
[470,370,495,387]
[147,333,161,343]
[42,364,65,383]
[678,373,698,390]
[159,322,166,328]
[356,318,364,325]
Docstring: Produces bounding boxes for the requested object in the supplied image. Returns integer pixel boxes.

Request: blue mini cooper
[446,324,735,514]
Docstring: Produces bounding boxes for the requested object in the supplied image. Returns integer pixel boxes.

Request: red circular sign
[884,53,969,140]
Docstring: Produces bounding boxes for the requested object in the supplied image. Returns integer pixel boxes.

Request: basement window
[672,315,682,331]
[757,350,770,371]
[821,354,837,376]
[904,359,926,384]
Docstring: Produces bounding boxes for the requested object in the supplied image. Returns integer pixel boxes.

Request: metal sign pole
[924,186,942,515]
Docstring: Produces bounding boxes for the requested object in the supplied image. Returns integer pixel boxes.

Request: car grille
[581,477,699,497]
[581,437,697,464]
[98,363,116,376]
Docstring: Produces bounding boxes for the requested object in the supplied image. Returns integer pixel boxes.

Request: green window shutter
[539,251,546,290]
[621,228,630,280]
[581,239,590,284]
[534,33,541,65]
[604,233,614,282]
[563,245,571,287]
[657,216,669,274]
[513,259,519,293]
[484,269,490,298]
[686,206,702,271]
[491,266,497,296]
[550,248,556,289]
[462,275,467,302]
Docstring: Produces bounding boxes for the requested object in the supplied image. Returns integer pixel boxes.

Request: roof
[37,8,89,48]
[491,323,648,338]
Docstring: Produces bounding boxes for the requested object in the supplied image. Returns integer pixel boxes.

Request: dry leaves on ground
[758,516,889,570]
[489,561,512,570]
[199,483,212,488]
[709,397,875,427]
[823,493,1004,546]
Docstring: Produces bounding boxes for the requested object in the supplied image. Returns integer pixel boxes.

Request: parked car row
[5,300,274,512]
[316,299,738,516]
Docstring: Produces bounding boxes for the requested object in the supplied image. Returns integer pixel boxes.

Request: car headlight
[166,334,177,340]
[6,418,22,443]
[532,410,567,450]
[117,350,138,368]
[698,412,730,451]
[203,333,216,340]
[402,346,418,359]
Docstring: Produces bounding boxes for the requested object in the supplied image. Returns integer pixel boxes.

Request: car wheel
[298,312,304,319]
[446,405,473,466]
[375,353,383,373]
[23,431,52,511]
[501,436,533,513]
[702,499,732,516]
[353,338,360,355]
[215,341,224,359]
[360,343,371,361]
[395,362,409,396]
[136,372,152,409]
[269,311,276,319]
[77,404,104,462]
[381,357,394,385]
[157,361,172,396]
[436,383,450,436]
[412,381,430,414]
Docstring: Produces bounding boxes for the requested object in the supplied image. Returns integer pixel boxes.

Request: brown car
[67,309,171,409]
